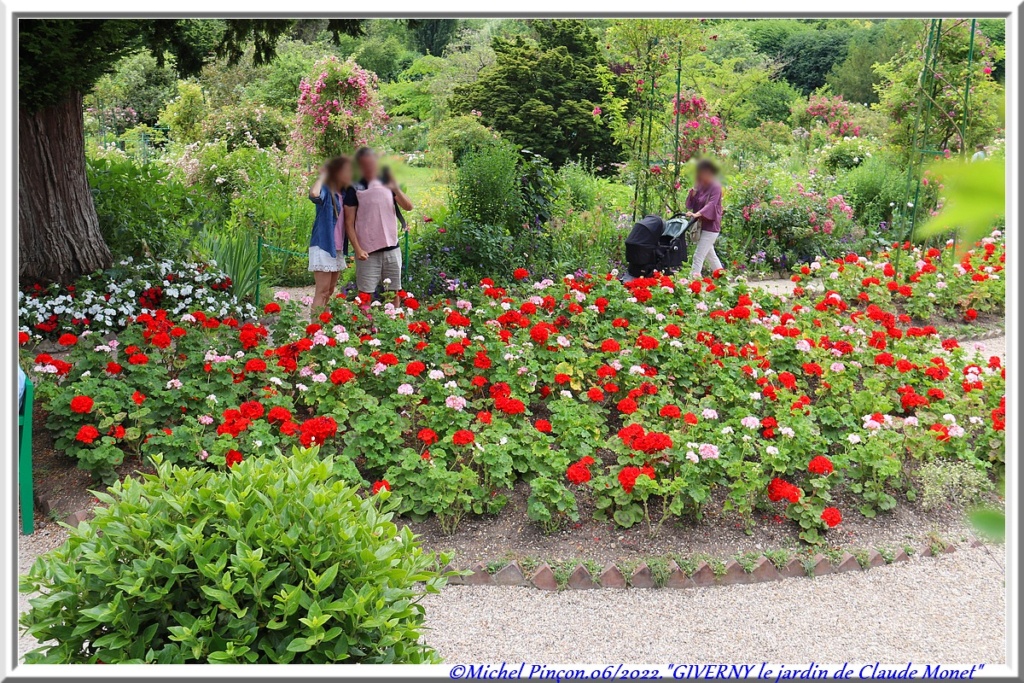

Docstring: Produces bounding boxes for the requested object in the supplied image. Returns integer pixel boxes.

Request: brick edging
[441,540,981,591]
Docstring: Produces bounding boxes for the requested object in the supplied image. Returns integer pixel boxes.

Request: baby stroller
[624,214,690,278]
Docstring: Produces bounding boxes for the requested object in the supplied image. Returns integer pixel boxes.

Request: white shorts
[308,247,345,272]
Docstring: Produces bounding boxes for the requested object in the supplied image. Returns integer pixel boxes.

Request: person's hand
[386,178,399,193]
[356,249,369,261]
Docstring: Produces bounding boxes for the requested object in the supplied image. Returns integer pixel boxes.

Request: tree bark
[19,91,112,284]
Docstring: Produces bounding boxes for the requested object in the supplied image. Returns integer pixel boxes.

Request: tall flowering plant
[800,93,860,138]
[291,57,388,162]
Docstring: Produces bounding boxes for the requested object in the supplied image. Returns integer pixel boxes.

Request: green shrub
[20,447,448,664]
[557,161,600,211]
[202,102,289,150]
[158,81,208,143]
[915,460,995,512]
[838,152,907,231]
[527,476,579,534]
[427,115,499,166]
[452,140,523,230]
[86,154,211,259]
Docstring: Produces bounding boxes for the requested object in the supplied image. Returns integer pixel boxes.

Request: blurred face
[696,168,715,187]
[358,152,378,182]
[333,161,353,189]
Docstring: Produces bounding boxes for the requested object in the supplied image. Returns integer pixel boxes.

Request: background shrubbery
[74,17,1004,296]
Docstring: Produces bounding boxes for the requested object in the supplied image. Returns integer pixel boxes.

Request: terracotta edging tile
[446,543,965,591]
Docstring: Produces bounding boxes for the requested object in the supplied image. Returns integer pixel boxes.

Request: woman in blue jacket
[308,156,353,310]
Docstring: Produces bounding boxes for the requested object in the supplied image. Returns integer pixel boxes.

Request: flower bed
[26,234,1005,544]
[788,232,1005,324]
[18,257,254,342]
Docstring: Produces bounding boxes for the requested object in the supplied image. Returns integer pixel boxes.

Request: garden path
[421,545,1006,664]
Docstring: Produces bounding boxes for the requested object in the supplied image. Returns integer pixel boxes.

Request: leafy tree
[780,29,854,95]
[746,19,808,57]
[827,20,919,104]
[18,19,366,283]
[742,79,802,126]
[411,19,460,56]
[381,56,446,121]
[352,35,415,82]
[977,19,1005,83]
[86,51,178,127]
[873,19,1003,158]
[243,39,324,111]
[450,19,619,171]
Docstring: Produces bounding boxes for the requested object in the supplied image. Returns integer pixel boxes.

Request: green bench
[19,376,34,535]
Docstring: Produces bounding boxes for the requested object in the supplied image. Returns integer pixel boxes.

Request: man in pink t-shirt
[343,147,414,298]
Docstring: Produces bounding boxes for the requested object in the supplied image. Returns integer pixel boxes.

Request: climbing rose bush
[291,56,387,161]
[28,232,1005,542]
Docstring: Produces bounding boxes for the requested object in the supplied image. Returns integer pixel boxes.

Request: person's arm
[309,169,327,203]
[684,188,697,218]
[345,205,368,260]
[387,179,414,212]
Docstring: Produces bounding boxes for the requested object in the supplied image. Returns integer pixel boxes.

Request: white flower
[847,433,862,444]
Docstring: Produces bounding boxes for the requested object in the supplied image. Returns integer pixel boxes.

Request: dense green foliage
[451,20,619,170]
[65,17,1004,292]
[20,447,448,663]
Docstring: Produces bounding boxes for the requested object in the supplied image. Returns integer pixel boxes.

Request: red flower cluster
[767,477,802,504]
[618,465,656,494]
[807,455,834,476]
[566,456,596,485]
[298,416,338,447]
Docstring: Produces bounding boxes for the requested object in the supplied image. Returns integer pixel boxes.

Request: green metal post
[403,229,410,282]
[959,19,977,157]
[255,236,263,307]
[672,47,683,213]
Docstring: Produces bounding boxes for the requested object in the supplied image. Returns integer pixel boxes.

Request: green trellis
[892,18,978,274]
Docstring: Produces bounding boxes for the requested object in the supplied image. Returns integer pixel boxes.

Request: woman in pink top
[343,148,414,301]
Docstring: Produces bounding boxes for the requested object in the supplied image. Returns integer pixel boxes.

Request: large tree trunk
[19,91,111,284]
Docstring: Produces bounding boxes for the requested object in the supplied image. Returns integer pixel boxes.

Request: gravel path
[421,546,1006,664]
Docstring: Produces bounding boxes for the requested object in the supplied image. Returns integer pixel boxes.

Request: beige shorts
[356,248,402,293]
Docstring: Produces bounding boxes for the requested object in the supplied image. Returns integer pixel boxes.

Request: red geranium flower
[452,429,475,446]
[70,395,94,414]
[418,428,439,445]
[225,450,243,468]
[267,406,292,424]
[245,358,267,373]
[57,333,78,347]
[372,480,391,494]
[513,267,530,280]
[298,416,338,447]
[535,419,552,433]
[131,391,146,405]
[75,425,100,444]
[330,368,355,384]
[821,507,842,528]
[660,404,681,419]
[808,455,834,476]
[767,477,802,503]
[264,302,281,314]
